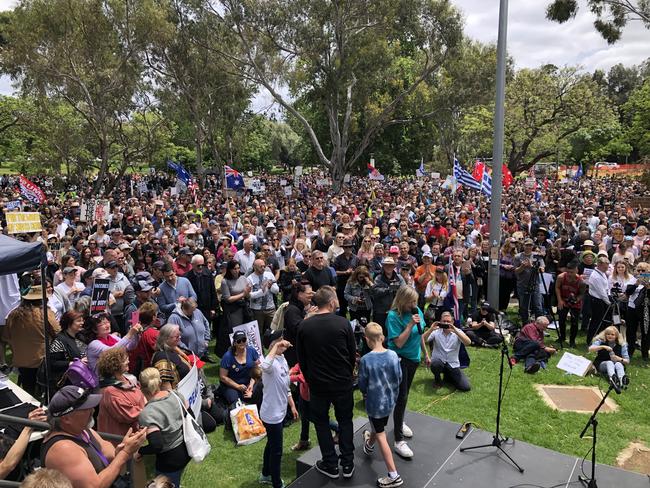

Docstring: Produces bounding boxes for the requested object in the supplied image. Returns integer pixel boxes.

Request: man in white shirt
[235,238,256,276]
[587,255,611,343]
[247,259,279,338]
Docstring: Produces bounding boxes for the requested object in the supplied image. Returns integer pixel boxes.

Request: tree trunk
[330,156,346,194]
[93,137,110,195]
[195,127,205,189]
[207,133,224,183]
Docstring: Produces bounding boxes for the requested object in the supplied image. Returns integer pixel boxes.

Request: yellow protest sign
[6,212,42,234]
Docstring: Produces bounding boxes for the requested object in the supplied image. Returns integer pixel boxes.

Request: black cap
[232,330,247,343]
[263,329,284,349]
[104,260,119,269]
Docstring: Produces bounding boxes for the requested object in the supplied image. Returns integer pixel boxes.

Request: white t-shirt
[260,354,290,425]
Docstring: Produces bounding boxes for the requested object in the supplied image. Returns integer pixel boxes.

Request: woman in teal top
[386,286,429,460]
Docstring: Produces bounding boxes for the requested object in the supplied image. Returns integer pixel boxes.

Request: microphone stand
[578,381,617,487]
[460,311,524,473]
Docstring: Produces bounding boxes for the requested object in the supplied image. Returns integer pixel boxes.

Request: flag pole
[487,0,509,309]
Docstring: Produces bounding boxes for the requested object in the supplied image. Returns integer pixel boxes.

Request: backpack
[65,358,99,390]
[270,302,290,331]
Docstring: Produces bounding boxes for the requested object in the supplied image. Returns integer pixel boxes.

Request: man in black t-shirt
[464,302,503,347]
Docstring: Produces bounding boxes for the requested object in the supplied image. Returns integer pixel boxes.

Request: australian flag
[167,160,191,186]
[225,165,245,190]
[573,162,583,181]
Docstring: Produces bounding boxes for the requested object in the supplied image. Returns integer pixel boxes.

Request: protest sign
[279,179,288,186]
[80,200,110,223]
[177,361,202,419]
[90,278,110,313]
[284,186,292,197]
[230,321,263,358]
[249,179,265,195]
[556,352,592,377]
[6,212,42,234]
[5,200,21,211]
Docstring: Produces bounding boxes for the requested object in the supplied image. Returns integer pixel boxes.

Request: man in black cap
[465,302,503,348]
[41,386,147,487]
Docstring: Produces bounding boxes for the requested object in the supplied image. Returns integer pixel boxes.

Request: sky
[0,0,647,104]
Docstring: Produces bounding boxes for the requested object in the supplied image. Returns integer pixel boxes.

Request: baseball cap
[523,238,535,245]
[422,252,433,259]
[389,246,399,254]
[62,266,76,275]
[48,386,101,417]
[92,268,110,279]
[382,257,396,265]
[178,247,193,256]
[134,271,155,284]
[342,240,354,248]
[152,260,166,270]
[232,330,247,343]
[263,328,284,349]
[133,280,153,292]
[104,260,119,269]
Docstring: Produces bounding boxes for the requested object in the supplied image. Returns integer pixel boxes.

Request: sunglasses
[235,338,247,344]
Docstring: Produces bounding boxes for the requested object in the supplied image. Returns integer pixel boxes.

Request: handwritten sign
[556,352,592,377]
[6,212,42,234]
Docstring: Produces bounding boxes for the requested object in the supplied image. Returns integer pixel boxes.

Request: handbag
[172,391,211,462]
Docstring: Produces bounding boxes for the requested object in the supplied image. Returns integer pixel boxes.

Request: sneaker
[291,440,311,451]
[509,357,517,367]
[342,464,355,479]
[621,375,630,387]
[402,423,413,438]
[393,441,413,459]
[525,362,540,374]
[259,474,280,485]
[363,430,375,455]
[316,460,339,479]
[377,475,404,487]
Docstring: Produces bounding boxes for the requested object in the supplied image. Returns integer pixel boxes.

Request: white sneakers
[402,423,413,438]
[393,441,413,459]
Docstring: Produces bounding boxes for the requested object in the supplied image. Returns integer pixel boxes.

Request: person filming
[465,302,502,348]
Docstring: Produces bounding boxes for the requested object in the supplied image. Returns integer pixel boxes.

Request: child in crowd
[589,325,629,388]
[259,329,298,488]
[358,323,403,488]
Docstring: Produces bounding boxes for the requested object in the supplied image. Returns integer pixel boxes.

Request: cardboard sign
[556,352,592,377]
[90,278,110,313]
[6,212,42,234]
[316,178,331,187]
[80,200,110,223]
[249,179,265,195]
[279,179,288,186]
[431,172,441,180]
[5,200,21,210]
[230,321,263,358]
[283,186,292,197]
[294,166,303,176]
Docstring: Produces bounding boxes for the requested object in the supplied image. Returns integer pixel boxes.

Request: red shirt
[172,259,192,277]
[516,323,545,348]
[128,327,159,374]
[427,225,449,241]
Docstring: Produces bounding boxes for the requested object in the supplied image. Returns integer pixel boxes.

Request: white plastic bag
[230,400,267,446]
[173,392,211,462]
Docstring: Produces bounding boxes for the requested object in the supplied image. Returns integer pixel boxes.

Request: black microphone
[609,377,622,395]
[411,308,423,335]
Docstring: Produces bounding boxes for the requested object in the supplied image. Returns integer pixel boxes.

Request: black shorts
[369,416,390,434]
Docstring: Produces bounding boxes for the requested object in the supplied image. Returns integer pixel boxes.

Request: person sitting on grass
[359,322,404,488]
[464,301,503,348]
[589,325,629,389]
[423,311,472,391]
[513,316,557,373]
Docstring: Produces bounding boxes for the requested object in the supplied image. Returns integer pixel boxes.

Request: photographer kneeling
[423,311,472,391]
[464,302,503,348]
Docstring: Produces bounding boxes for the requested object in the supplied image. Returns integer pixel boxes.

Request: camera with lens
[566,294,578,306]
[610,282,622,300]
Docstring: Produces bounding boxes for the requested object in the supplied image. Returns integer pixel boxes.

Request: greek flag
[481,171,492,197]
[453,158,482,191]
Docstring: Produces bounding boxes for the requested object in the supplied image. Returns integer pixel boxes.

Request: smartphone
[130,310,139,326]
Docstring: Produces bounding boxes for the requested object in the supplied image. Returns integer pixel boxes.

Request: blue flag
[573,162,583,181]
[167,160,191,186]
[225,165,245,190]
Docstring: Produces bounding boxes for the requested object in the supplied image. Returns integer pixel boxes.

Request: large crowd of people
[0,170,648,487]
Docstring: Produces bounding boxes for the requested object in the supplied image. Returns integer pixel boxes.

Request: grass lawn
[180,330,650,488]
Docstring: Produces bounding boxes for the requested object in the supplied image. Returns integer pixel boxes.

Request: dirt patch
[534,384,618,413]
[617,441,650,475]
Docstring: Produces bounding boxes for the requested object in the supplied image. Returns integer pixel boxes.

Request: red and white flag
[502,164,514,188]
[19,175,46,204]
[472,161,485,182]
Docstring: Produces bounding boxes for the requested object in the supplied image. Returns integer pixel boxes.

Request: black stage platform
[291,412,649,488]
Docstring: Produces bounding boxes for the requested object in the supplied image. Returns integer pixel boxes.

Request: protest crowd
[0,166,648,488]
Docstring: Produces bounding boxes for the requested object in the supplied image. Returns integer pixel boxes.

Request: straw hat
[22,285,44,300]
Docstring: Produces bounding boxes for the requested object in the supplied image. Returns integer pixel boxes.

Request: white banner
[176,362,202,419]
[230,321,263,358]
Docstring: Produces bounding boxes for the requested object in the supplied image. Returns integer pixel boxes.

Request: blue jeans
[156,469,183,488]
[517,285,543,324]
[262,421,284,488]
